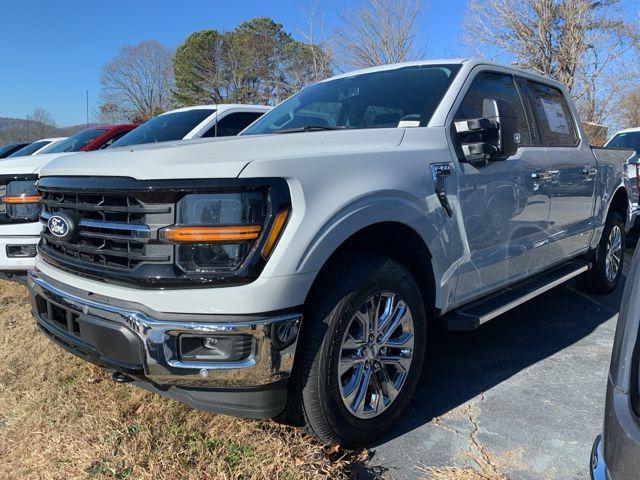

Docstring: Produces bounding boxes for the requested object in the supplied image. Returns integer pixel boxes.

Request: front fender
[294,191,463,311]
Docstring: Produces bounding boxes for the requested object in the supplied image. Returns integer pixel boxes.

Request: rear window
[526,81,578,147]
[7,140,51,157]
[110,109,215,147]
[607,131,640,155]
[42,129,108,153]
[243,64,460,135]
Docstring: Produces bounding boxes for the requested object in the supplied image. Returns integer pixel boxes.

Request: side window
[98,131,128,149]
[202,112,266,138]
[525,81,578,147]
[454,71,532,155]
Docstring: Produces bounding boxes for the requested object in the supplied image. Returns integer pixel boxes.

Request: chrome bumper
[27,269,302,389]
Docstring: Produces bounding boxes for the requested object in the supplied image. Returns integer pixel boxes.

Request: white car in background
[109,104,271,148]
[6,137,67,158]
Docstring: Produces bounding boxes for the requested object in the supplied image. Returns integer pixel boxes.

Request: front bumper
[27,269,302,418]
[0,221,41,275]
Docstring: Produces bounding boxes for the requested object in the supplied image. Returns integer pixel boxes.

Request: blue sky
[0,0,469,126]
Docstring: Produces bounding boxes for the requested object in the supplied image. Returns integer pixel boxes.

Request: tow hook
[111,371,134,383]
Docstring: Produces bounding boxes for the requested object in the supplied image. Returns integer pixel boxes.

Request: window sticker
[540,98,570,134]
[398,120,421,128]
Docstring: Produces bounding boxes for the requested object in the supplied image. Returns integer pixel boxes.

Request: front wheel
[577,210,625,294]
[287,253,427,446]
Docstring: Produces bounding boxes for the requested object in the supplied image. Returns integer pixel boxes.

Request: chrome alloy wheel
[338,291,414,419]
[605,225,622,283]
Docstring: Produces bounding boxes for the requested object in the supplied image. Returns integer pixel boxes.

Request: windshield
[41,129,108,153]
[110,109,216,147]
[7,140,51,158]
[607,131,640,155]
[0,143,27,157]
[242,64,460,135]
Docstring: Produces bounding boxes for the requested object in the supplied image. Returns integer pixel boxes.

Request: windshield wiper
[275,125,346,134]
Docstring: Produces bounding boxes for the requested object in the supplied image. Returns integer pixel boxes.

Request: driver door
[450,70,552,304]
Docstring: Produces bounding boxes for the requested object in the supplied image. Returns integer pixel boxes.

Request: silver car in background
[591,241,640,479]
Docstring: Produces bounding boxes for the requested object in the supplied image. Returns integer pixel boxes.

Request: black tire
[577,210,625,294]
[286,252,427,446]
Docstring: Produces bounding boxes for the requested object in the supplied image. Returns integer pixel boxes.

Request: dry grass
[0,280,353,480]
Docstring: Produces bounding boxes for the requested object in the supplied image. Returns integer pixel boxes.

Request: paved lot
[361,243,636,479]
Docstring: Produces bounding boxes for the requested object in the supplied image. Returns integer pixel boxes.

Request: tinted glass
[7,140,51,158]
[0,143,29,158]
[243,64,460,135]
[202,112,265,137]
[607,132,640,155]
[110,109,215,147]
[42,129,108,153]
[455,71,532,150]
[526,81,578,147]
[98,130,128,149]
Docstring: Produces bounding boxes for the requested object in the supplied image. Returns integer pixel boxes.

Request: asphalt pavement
[360,241,636,479]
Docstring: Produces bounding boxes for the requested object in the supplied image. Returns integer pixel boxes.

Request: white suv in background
[6,137,67,158]
[109,104,271,148]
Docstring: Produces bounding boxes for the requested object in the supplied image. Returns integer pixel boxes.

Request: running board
[442,260,591,331]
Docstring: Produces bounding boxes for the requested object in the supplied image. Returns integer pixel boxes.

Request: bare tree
[99,40,174,123]
[333,0,424,69]
[463,0,639,124]
[30,108,57,138]
[298,0,334,81]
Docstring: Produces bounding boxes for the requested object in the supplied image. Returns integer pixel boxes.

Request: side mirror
[455,98,503,166]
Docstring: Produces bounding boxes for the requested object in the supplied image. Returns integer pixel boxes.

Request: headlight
[0,177,41,223]
[160,190,290,275]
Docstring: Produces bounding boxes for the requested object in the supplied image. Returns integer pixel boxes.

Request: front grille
[40,190,174,271]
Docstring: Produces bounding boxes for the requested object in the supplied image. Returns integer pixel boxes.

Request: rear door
[523,80,596,262]
[450,69,552,303]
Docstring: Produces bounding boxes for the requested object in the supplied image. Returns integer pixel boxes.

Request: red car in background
[38,124,137,154]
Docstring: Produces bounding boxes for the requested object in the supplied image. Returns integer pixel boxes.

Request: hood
[0,152,75,176]
[39,129,405,180]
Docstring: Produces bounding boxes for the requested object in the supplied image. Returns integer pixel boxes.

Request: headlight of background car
[0,178,42,223]
[160,191,290,274]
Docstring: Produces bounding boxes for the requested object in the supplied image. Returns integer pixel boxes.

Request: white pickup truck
[28,59,637,446]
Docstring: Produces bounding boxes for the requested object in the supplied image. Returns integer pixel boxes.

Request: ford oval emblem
[48,215,71,238]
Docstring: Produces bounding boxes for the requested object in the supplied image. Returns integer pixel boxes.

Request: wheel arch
[608,186,630,228]
[303,221,438,320]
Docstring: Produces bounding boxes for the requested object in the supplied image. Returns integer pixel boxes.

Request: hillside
[0,117,91,144]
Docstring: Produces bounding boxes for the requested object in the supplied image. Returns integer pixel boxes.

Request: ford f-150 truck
[28,59,637,446]
[0,125,136,282]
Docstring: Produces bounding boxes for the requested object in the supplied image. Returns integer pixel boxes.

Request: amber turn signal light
[262,209,289,259]
[2,194,42,204]
[161,225,262,243]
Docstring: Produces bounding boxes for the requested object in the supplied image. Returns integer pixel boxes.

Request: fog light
[6,244,37,258]
[179,334,253,362]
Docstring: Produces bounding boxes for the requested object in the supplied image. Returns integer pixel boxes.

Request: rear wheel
[287,253,427,446]
[577,210,625,294]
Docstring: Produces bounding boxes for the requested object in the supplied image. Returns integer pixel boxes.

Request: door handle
[582,166,598,177]
[531,170,552,182]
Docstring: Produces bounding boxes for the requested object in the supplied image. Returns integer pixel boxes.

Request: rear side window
[202,112,266,137]
[526,81,578,147]
[454,71,532,154]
